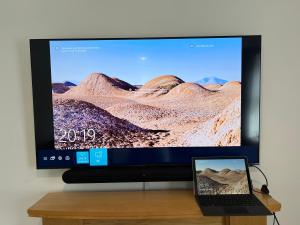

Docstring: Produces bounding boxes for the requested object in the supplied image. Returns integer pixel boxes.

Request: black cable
[250,165,269,187]
[249,166,280,224]
[273,212,281,225]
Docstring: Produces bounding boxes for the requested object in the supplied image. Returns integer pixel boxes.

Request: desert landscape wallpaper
[195,159,249,195]
[50,38,242,150]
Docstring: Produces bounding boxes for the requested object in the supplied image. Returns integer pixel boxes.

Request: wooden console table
[28,190,281,225]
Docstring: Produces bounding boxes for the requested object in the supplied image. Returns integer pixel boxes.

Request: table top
[28,190,281,220]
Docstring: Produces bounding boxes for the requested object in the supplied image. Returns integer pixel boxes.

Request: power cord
[249,165,269,194]
[273,212,281,225]
[249,166,281,225]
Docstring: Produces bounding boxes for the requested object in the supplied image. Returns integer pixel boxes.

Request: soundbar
[63,165,193,183]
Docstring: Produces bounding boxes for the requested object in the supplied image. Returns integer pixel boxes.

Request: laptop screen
[194,158,250,195]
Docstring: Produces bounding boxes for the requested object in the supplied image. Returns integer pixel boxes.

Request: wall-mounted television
[30,35,261,183]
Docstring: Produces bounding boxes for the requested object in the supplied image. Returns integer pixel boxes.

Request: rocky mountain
[196,76,228,85]
[52,83,70,94]
[52,81,77,94]
[64,81,77,87]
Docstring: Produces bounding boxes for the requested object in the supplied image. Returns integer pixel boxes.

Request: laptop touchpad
[224,207,248,214]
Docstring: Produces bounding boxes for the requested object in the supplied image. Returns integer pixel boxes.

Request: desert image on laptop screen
[49,38,241,150]
[195,159,250,195]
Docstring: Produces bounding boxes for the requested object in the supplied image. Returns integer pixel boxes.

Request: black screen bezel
[30,35,261,169]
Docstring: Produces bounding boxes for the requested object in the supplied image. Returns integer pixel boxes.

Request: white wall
[0,0,299,224]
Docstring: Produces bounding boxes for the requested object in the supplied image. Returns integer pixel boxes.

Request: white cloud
[140,56,147,61]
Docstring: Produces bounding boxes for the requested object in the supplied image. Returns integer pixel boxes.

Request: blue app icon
[90,148,108,166]
[76,151,89,164]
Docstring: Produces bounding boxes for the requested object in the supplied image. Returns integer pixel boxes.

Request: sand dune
[197,168,248,195]
[220,81,241,91]
[204,84,222,90]
[111,77,137,91]
[106,102,179,130]
[163,82,213,99]
[197,175,229,195]
[67,73,131,96]
[53,99,169,149]
[202,168,218,175]
[182,97,241,146]
[53,73,241,148]
[135,75,184,97]
[219,168,231,175]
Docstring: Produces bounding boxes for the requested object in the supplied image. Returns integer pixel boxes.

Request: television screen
[30,36,260,172]
[50,38,242,149]
[194,158,250,195]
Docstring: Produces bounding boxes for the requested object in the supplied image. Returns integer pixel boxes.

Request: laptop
[192,157,272,216]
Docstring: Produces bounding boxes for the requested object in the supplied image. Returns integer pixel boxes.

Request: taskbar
[37,146,259,169]
[37,148,108,169]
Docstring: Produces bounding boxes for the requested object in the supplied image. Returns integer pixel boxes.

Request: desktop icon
[76,151,89,164]
[90,148,108,166]
[58,156,63,160]
[50,156,55,160]
[43,157,48,161]
[65,156,71,161]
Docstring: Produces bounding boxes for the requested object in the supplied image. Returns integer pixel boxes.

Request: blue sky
[50,38,241,85]
[195,159,246,172]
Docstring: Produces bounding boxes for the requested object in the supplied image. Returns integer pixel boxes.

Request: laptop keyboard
[198,195,261,207]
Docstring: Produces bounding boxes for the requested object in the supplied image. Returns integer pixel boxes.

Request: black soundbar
[62,165,193,183]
